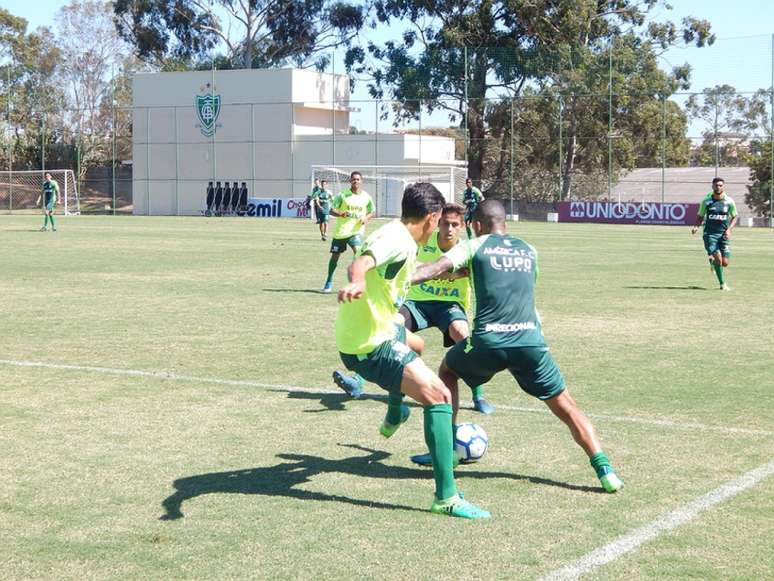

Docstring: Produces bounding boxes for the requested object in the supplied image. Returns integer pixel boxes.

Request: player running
[336,181,489,519]
[35,172,59,232]
[313,179,332,241]
[410,199,624,493]
[691,177,738,291]
[461,178,484,236]
[322,171,375,293]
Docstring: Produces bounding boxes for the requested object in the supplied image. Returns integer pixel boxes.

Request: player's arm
[691,200,707,235]
[361,197,376,224]
[338,255,376,303]
[724,204,739,238]
[329,194,349,218]
[54,182,60,204]
[412,256,454,285]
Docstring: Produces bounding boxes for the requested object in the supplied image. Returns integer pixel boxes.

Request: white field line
[541,459,774,581]
[1,358,772,438]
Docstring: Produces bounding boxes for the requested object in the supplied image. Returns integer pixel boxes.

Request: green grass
[1,215,772,579]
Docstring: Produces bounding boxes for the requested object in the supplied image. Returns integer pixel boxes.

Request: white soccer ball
[454,422,489,463]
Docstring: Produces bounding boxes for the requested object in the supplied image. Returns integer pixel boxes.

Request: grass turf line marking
[541,459,774,581]
[2,358,772,438]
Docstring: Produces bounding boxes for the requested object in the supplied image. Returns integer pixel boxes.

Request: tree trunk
[562,97,579,199]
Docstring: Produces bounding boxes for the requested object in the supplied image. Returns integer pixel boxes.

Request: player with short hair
[322,171,375,293]
[313,179,332,241]
[410,199,624,493]
[461,177,484,236]
[336,181,489,518]
[35,172,59,231]
[691,177,738,291]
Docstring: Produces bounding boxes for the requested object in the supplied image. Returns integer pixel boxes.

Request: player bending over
[411,199,624,493]
[322,171,375,293]
[335,182,489,518]
[334,203,495,415]
[691,177,738,291]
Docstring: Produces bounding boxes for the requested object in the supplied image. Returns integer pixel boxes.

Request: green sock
[385,391,404,425]
[471,385,484,400]
[49,214,56,229]
[590,451,613,478]
[326,256,338,283]
[424,403,457,501]
[42,214,49,229]
[713,263,724,285]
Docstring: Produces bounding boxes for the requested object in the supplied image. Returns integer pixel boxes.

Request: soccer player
[691,177,738,291]
[410,199,624,493]
[35,172,59,231]
[313,179,332,241]
[461,177,484,236]
[322,171,375,293]
[399,203,494,415]
[336,181,489,519]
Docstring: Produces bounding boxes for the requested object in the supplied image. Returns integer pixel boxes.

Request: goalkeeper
[35,172,59,232]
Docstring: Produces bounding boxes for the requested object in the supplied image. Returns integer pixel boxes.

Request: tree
[56,1,135,180]
[746,141,772,219]
[686,85,771,167]
[350,0,713,195]
[113,0,365,70]
[0,8,64,171]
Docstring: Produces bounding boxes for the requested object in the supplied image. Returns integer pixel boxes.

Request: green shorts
[45,199,55,211]
[445,341,565,400]
[400,300,468,347]
[339,325,418,393]
[703,232,731,257]
[316,210,330,224]
[330,235,363,254]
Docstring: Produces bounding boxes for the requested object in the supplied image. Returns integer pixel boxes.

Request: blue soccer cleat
[322,281,333,293]
[333,371,364,398]
[473,397,495,415]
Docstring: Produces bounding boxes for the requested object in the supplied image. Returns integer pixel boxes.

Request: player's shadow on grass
[624,285,708,291]
[159,444,602,520]
[261,288,325,295]
[278,389,388,413]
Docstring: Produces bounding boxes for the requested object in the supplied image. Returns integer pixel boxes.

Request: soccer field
[1,215,773,579]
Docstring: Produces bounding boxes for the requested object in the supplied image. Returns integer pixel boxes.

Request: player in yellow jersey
[322,171,375,293]
[335,182,489,518]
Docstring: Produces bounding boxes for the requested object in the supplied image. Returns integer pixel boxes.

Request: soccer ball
[454,422,489,463]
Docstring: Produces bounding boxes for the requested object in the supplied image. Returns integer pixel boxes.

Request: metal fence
[1,35,772,223]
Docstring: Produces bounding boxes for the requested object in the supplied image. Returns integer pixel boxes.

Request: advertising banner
[557,201,699,226]
[244,198,311,218]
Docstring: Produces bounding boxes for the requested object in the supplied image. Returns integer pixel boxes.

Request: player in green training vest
[411,199,624,493]
[691,177,738,291]
[336,182,489,519]
[400,203,494,414]
[312,179,333,241]
[322,171,375,293]
[35,172,60,232]
[461,177,484,237]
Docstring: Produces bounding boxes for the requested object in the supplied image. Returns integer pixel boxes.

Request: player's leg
[447,318,494,415]
[48,209,56,231]
[41,208,49,231]
[400,358,489,519]
[323,239,345,292]
[511,347,623,492]
[719,241,731,290]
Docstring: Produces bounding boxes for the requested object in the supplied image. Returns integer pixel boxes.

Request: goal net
[311,165,468,218]
[0,170,80,215]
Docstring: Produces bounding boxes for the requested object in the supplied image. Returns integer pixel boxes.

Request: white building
[132,68,463,215]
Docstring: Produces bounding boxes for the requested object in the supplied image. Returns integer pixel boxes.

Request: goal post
[311,165,468,218]
[0,169,80,215]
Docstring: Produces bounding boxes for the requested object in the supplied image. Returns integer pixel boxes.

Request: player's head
[321,179,327,189]
[439,203,465,246]
[44,172,52,180]
[472,199,506,236]
[465,177,473,188]
[313,178,319,185]
[712,177,725,196]
[350,171,363,192]
[402,182,446,244]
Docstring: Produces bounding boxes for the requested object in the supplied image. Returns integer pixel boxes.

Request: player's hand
[690,226,698,235]
[723,229,732,239]
[338,281,365,303]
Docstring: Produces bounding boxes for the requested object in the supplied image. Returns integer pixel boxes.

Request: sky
[4,0,774,136]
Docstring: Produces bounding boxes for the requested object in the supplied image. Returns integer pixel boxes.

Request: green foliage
[746,141,773,218]
[349,0,713,199]
[113,0,365,70]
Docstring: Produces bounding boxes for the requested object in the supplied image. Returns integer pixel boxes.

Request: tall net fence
[0,36,772,223]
